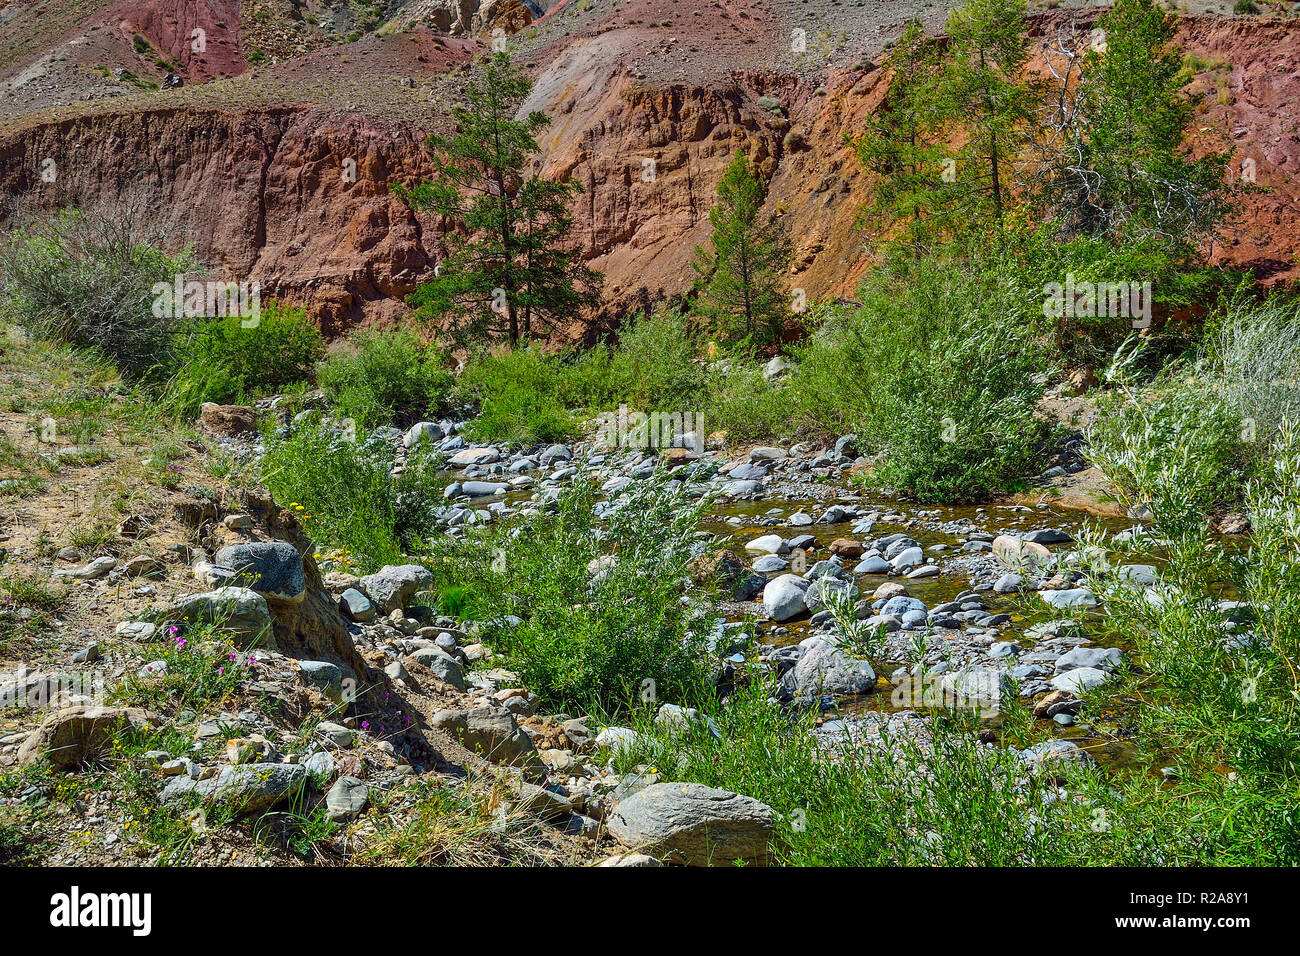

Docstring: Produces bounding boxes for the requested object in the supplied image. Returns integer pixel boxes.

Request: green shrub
[456,347,578,445]
[1066,425,1300,864]
[602,308,709,411]
[787,256,1055,501]
[318,327,455,429]
[169,301,323,412]
[260,416,445,571]
[423,476,715,713]
[705,360,791,444]
[0,205,193,377]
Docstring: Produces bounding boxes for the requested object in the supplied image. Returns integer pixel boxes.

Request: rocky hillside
[1,0,1295,328]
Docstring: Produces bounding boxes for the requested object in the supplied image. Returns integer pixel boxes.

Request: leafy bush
[788,256,1055,501]
[456,347,578,445]
[0,204,193,377]
[423,476,716,714]
[260,416,445,571]
[1066,426,1300,864]
[318,327,455,430]
[169,302,323,412]
[600,308,710,411]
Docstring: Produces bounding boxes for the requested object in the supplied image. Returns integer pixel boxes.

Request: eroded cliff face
[0,13,1294,332]
[0,107,436,331]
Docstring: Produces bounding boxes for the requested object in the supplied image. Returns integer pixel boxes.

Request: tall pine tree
[691,152,791,346]
[393,53,600,346]
[1076,0,1234,247]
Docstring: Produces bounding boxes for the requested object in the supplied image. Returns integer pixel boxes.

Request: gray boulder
[160,763,307,816]
[782,637,876,697]
[212,542,305,603]
[763,573,810,621]
[169,587,272,643]
[607,782,776,866]
[1050,666,1112,694]
[326,776,369,822]
[360,564,433,614]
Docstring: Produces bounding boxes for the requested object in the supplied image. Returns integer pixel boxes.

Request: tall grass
[422,476,717,714]
[260,416,445,571]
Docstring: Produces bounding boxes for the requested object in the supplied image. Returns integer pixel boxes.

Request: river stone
[881,595,927,618]
[404,421,444,449]
[607,782,776,866]
[721,479,765,497]
[213,542,305,603]
[1055,646,1123,673]
[993,572,1022,593]
[1024,529,1073,544]
[169,587,272,643]
[752,554,789,573]
[855,556,890,574]
[1118,564,1158,586]
[745,534,786,555]
[993,534,1052,567]
[805,577,857,613]
[1050,666,1112,694]
[539,444,573,466]
[450,447,500,466]
[889,547,923,571]
[360,564,433,614]
[1039,588,1098,609]
[763,574,810,621]
[461,481,509,497]
[160,763,308,816]
[782,637,876,697]
[749,446,788,461]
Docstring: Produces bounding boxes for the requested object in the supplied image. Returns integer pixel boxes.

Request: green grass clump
[456,347,579,446]
[260,415,445,571]
[423,476,717,714]
[168,301,324,413]
[318,327,455,430]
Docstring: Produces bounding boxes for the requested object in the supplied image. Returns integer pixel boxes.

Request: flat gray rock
[608,782,776,866]
[161,763,307,816]
[169,587,272,642]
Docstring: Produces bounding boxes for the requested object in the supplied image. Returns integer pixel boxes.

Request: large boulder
[451,706,538,767]
[212,542,306,604]
[198,403,257,437]
[360,564,434,614]
[607,782,776,866]
[763,574,810,621]
[781,637,876,697]
[18,706,154,770]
